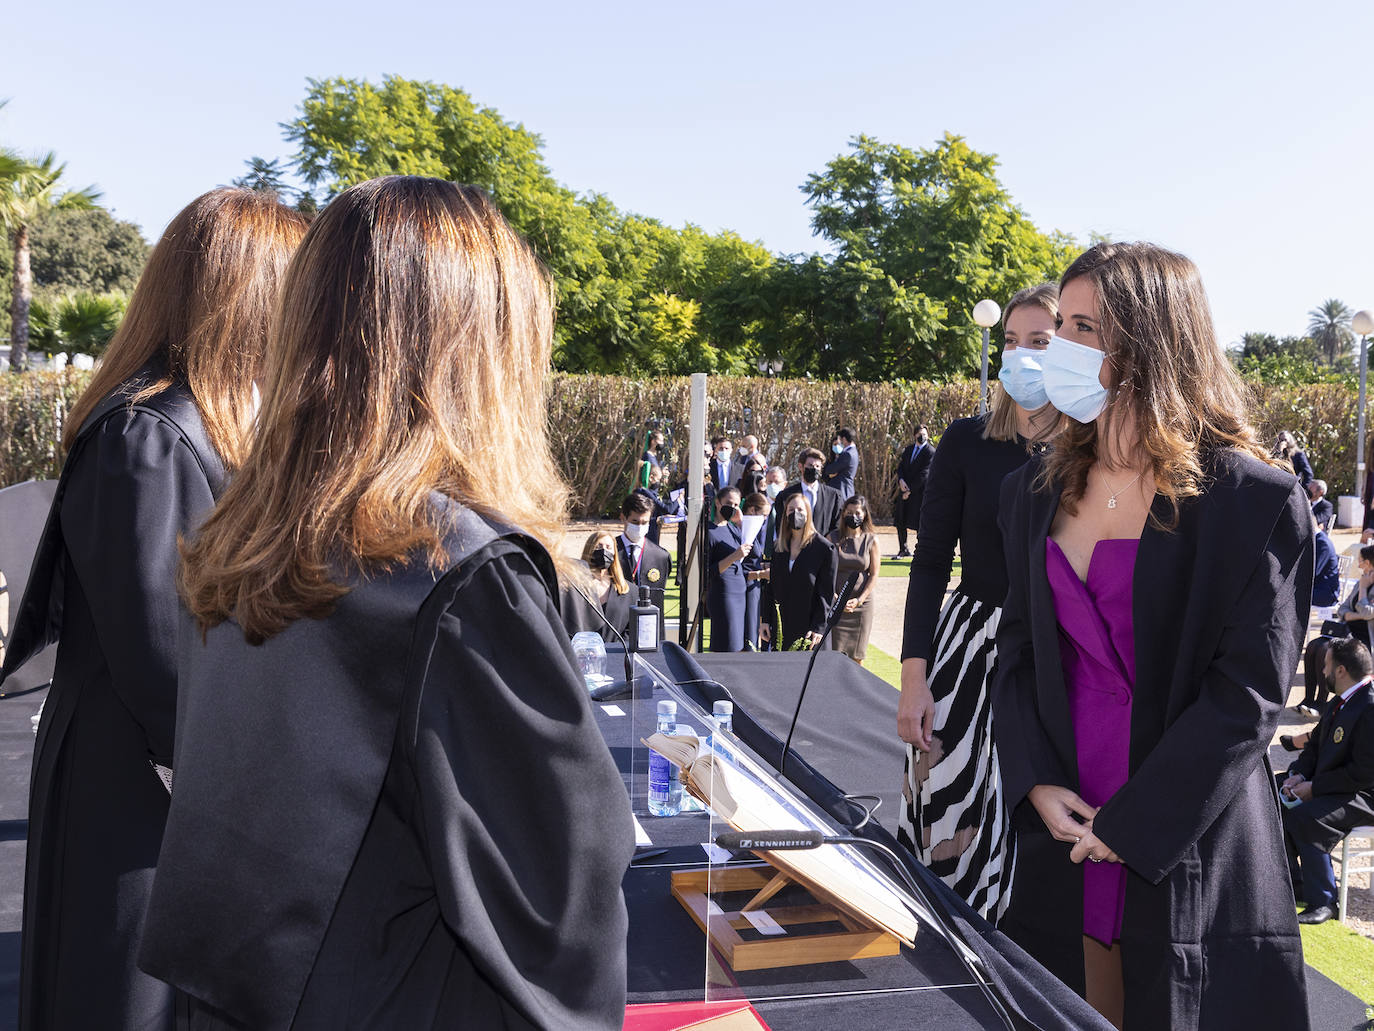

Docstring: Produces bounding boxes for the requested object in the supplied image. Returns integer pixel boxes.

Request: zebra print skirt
[896,588,1014,922]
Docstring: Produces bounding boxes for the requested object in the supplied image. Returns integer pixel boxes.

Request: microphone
[568,580,643,700]
[779,571,859,780]
[712,828,1018,1031]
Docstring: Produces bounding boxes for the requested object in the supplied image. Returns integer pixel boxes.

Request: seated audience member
[1294,521,1349,721]
[619,491,672,638]
[762,494,837,650]
[776,448,843,536]
[1280,637,1374,924]
[823,427,859,502]
[1310,479,1334,533]
[561,531,633,643]
[1335,544,1374,651]
[706,488,750,652]
[828,495,880,665]
[741,491,771,649]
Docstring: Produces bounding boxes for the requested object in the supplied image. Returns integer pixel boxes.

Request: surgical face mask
[789,509,806,530]
[997,348,1049,410]
[624,521,646,543]
[832,444,844,454]
[845,513,863,529]
[717,448,730,460]
[765,482,782,499]
[589,546,615,570]
[801,466,820,484]
[1041,335,1109,423]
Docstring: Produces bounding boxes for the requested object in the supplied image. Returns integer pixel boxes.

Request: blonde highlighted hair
[580,531,629,596]
[180,177,570,642]
[777,493,816,551]
[65,188,309,468]
[1036,242,1276,527]
[984,282,1060,444]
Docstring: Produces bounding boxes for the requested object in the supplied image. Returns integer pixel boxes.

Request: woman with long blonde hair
[139,177,633,1029]
[560,529,633,642]
[761,492,837,651]
[0,187,308,1031]
[993,242,1310,1028]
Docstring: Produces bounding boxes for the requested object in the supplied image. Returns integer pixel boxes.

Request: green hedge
[3,370,1365,517]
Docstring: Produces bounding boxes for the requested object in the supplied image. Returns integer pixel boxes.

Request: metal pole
[686,373,707,650]
[978,327,990,415]
[1358,334,1369,506]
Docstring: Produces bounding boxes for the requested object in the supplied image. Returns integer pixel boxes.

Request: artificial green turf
[1299,911,1374,1003]
[879,557,961,579]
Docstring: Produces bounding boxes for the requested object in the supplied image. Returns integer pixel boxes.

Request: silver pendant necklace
[1102,469,1144,509]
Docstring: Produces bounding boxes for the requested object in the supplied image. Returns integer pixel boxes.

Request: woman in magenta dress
[993,242,1312,1030]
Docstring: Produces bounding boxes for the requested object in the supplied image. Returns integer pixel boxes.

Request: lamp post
[756,356,785,378]
[1354,309,1374,505]
[972,299,1001,415]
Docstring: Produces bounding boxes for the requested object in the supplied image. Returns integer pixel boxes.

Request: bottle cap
[713,700,734,716]
[657,700,677,716]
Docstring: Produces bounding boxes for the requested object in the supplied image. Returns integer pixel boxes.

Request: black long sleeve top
[900,414,1033,662]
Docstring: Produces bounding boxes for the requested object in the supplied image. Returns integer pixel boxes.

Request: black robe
[992,449,1312,1030]
[139,501,634,1030]
[0,366,225,1031]
[765,536,837,650]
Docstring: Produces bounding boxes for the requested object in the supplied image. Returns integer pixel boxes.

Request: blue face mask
[1041,335,1109,423]
[832,444,843,454]
[997,348,1048,410]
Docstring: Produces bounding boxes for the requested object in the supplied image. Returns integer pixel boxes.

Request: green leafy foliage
[29,291,128,356]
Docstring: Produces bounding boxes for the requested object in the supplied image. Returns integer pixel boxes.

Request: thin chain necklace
[1102,469,1144,510]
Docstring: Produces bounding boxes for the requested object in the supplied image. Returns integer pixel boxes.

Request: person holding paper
[707,487,752,652]
[740,493,771,650]
[827,496,880,664]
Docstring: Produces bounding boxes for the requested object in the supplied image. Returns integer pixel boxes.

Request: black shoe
[896,548,911,558]
[1297,905,1337,925]
[1280,735,1299,752]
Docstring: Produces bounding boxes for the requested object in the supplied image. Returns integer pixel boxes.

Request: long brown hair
[580,531,628,596]
[64,188,308,468]
[1037,242,1275,527]
[181,177,570,642]
[984,282,1060,444]
[777,493,816,551]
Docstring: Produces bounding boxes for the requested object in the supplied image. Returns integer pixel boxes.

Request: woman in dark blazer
[560,530,633,643]
[993,242,1311,1030]
[706,487,752,651]
[761,492,837,650]
[140,178,631,1030]
[0,190,306,1031]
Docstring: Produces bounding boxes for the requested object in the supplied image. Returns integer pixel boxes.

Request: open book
[643,732,923,946]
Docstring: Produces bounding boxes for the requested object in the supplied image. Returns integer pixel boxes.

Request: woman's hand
[844,597,861,612]
[759,623,771,644]
[1069,828,1121,866]
[803,630,822,648]
[1028,784,1098,845]
[898,659,936,751]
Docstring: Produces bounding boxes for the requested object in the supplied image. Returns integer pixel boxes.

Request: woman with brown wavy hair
[992,242,1311,1028]
[0,187,308,1031]
[139,177,633,1030]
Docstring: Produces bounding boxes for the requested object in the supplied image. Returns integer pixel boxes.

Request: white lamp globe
[972,299,1001,328]
[1353,310,1374,337]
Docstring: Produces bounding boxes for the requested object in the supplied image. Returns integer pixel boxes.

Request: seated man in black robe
[1280,636,1374,923]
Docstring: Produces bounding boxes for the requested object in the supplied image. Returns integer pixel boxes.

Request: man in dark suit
[1309,479,1334,533]
[893,426,932,558]
[822,427,859,503]
[709,436,734,493]
[776,447,843,537]
[1280,636,1374,924]
[619,492,672,639]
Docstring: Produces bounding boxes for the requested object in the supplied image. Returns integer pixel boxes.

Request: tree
[796,133,1076,380]
[232,156,290,195]
[0,151,100,371]
[29,291,128,357]
[1307,299,1354,367]
[29,206,147,295]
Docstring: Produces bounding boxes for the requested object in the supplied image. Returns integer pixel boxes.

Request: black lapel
[1025,480,1078,783]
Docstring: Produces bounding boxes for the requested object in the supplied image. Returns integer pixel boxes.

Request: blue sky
[7,0,1374,352]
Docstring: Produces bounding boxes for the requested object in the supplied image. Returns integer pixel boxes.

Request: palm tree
[1307,299,1354,367]
[29,291,128,358]
[0,151,100,372]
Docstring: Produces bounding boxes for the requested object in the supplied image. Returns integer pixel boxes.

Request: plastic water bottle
[648,700,682,816]
[570,632,607,692]
[711,700,736,765]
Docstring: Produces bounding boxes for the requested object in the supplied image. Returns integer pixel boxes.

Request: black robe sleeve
[1091,485,1313,884]
[59,410,214,763]
[410,555,634,1030]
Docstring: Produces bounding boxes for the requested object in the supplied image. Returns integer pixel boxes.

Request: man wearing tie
[893,427,932,558]
[1280,636,1374,924]
[776,448,843,537]
[710,436,735,493]
[822,427,859,503]
[619,492,672,640]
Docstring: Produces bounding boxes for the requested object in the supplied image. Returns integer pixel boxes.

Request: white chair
[1338,826,1374,922]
